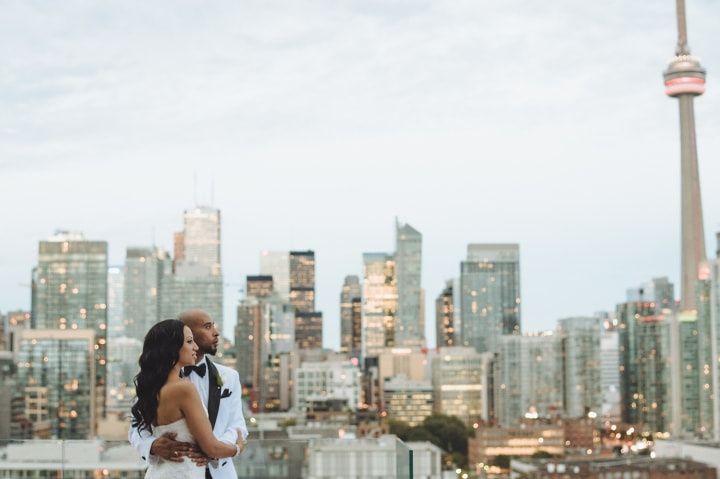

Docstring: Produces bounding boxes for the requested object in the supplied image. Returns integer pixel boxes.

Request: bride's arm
[176,382,238,459]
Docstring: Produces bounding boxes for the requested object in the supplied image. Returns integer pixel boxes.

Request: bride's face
[178,325,199,367]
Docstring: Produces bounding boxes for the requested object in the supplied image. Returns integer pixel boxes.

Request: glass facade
[362,253,397,358]
[617,296,673,433]
[16,330,95,439]
[30,232,107,438]
[460,244,521,354]
[435,280,455,347]
[494,334,564,426]
[559,316,603,418]
[106,266,124,339]
[383,376,433,426]
[340,275,361,355]
[394,221,424,348]
[123,247,169,342]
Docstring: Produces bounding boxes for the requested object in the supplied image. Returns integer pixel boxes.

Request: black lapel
[206,358,221,429]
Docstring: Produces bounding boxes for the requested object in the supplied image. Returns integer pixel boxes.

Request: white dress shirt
[185,355,210,407]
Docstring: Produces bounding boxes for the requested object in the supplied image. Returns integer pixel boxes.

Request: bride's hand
[235,430,247,455]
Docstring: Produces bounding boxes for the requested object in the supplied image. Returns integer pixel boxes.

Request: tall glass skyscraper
[124,247,170,342]
[617,278,674,434]
[395,220,424,348]
[559,316,603,418]
[106,266,124,339]
[340,275,362,356]
[30,231,107,438]
[435,280,456,347]
[163,207,224,332]
[460,244,521,354]
[362,253,397,358]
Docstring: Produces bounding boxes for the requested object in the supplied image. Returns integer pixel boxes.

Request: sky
[1,0,719,349]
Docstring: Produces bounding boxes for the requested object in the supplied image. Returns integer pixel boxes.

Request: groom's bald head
[178,309,219,359]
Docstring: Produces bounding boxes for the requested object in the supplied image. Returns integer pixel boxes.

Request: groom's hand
[149,432,195,463]
[185,445,210,466]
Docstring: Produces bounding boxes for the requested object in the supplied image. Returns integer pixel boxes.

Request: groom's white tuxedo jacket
[129,357,249,479]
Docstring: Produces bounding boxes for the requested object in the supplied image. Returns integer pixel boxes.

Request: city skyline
[2,1,720,349]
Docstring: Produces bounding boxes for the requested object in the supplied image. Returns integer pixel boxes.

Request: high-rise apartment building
[30,231,107,438]
[460,244,521,354]
[431,347,493,425]
[340,275,362,356]
[600,319,621,421]
[16,329,96,439]
[124,247,170,342]
[617,278,674,434]
[435,280,456,347]
[180,206,221,276]
[395,220,424,348]
[710,234,720,441]
[494,333,564,427]
[289,251,315,313]
[362,253,397,358]
[559,317,602,418]
[106,266,124,339]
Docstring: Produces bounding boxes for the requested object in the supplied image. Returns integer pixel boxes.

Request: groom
[129,309,249,479]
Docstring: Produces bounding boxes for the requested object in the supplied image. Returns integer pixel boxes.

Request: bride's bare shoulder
[160,379,196,398]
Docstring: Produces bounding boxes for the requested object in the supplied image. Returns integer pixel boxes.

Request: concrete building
[307,435,441,479]
[260,251,290,300]
[600,319,622,421]
[460,243,521,354]
[432,346,493,425]
[510,456,716,479]
[654,440,720,477]
[0,439,145,478]
[31,231,107,437]
[294,358,362,412]
[394,220,424,348]
[383,375,433,426]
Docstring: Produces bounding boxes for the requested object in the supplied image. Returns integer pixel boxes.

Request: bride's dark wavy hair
[131,319,185,433]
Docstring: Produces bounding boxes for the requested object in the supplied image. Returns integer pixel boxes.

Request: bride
[131,319,243,479]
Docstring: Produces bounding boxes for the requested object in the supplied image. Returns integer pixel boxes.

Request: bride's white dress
[144,418,205,479]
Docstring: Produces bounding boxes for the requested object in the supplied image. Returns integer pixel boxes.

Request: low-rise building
[383,375,433,426]
[510,456,716,479]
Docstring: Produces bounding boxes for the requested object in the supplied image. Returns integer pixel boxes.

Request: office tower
[106,266,124,339]
[663,0,708,311]
[494,333,564,426]
[16,329,96,439]
[362,253,397,358]
[181,206,221,276]
[435,280,456,347]
[340,275,362,356]
[431,347,493,425]
[617,279,674,434]
[600,318,622,421]
[246,275,273,298]
[235,276,295,412]
[383,375,433,427]
[31,231,107,437]
[460,244,521,354]
[259,250,322,350]
[260,251,290,300]
[162,207,223,332]
[124,247,170,342]
[559,317,602,418]
[289,250,315,313]
[395,220,424,348]
[293,358,362,412]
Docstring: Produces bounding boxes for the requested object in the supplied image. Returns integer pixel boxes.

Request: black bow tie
[183,363,207,378]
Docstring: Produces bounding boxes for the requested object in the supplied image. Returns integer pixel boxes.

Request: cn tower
[663,0,707,310]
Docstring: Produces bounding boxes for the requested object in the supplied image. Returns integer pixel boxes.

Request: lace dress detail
[144,419,205,479]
